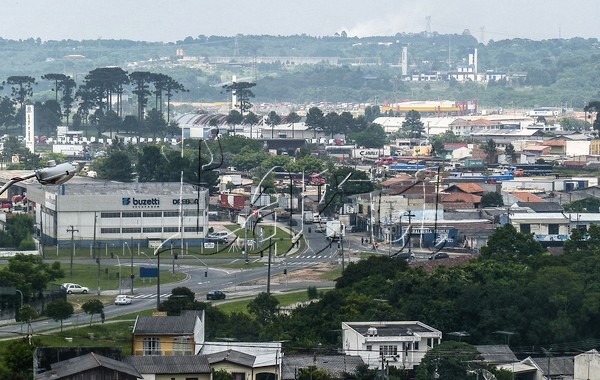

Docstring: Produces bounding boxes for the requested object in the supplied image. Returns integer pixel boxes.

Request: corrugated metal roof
[133,310,202,335]
[37,352,142,379]
[282,355,364,380]
[124,355,211,374]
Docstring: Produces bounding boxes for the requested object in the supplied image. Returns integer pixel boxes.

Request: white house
[341,321,442,370]
[575,349,600,380]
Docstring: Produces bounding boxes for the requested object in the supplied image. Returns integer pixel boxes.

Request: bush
[18,233,36,250]
[307,286,318,300]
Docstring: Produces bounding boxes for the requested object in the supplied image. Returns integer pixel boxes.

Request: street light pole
[67,225,78,277]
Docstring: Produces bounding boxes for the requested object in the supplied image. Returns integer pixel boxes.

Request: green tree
[222,81,256,116]
[225,109,244,135]
[305,107,325,138]
[1,338,34,379]
[401,110,424,138]
[504,143,516,164]
[1,254,63,300]
[298,366,333,380]
[247,292,280,325]
[45,299,74,332]
[144,108,167,139]
[244,111,260,138]
[6,213,34,247]
[564,197,600,213]
[480,224,543,259]
[584,101,600,133]
[130,71,153,122]
[480,138,498,165]
[416,341,482,380]
[81,298,104,325]
[4,75,36,125]
[94,151,134,182]
[213,369,234,380]
[480,192,504,207]
[158,287,206,316]
[348,123,386,148]
[266,111,282,139]
[0,96,15,135]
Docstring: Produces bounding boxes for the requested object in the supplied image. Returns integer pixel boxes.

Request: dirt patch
[247,262,338,285]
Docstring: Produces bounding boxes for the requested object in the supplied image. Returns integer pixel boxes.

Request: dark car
[392,252,415,261]
[429,252,450,260]
[206,290,226,300]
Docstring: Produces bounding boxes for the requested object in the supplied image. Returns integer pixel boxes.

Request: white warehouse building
[24,181,209,248]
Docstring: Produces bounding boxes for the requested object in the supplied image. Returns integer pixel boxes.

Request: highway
[0,218,339,338]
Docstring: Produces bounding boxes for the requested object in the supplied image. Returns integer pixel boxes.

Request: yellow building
[132,310,204,356]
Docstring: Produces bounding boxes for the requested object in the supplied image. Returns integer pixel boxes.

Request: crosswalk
[130,293,172,299]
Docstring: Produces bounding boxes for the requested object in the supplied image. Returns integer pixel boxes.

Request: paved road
[0,222,338,338]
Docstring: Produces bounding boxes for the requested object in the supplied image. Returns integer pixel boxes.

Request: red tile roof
[511,192,546,203]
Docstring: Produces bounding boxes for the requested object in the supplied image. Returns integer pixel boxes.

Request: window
[173,336,193,355]
[101,228,120,234]
[164,211,179,217]
[122,228,141,234]
[548,224,559,235]
[143,211,162,218]
[413,342,419,351]
[143,227,162,233]
[233,373,245,380]
[366,345,372,351]
[427,338,433,347]
[122,212,141,218]
[164,227,180,233]
[101,212,120,218]
[184,226,203,233]
[184,210,200,216]
[520,224,531,234]
[142,337,161,356]
[379,345,398,357]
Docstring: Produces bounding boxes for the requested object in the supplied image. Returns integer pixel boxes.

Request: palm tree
[266,111,281,139]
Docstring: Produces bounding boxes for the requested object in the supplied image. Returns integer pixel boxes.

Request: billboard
[25,105,34,153]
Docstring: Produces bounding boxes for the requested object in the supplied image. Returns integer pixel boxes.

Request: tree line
[0,68,186,138]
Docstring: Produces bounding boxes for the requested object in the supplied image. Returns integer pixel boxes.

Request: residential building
[282,355,365,380]
[575,349,600,380]
[506,212,570,244]
[200,341,282,380]
[132,310,204,356]
[35,352,142,380]
[124,355,211,380]
[341,321,442,369]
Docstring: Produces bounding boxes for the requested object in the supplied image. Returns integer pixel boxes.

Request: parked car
[114,295,132,305]
[64,283,89,294]
[429,252,450,260]
[206,290,226,300]
[393,252,415,261]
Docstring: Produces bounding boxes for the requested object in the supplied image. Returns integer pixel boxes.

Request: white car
[114,295,132,305]
[64,283,89,294]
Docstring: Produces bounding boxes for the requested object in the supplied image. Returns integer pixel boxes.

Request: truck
[303,211,314,224]
[219,193,245,210]
[325,220,345,241]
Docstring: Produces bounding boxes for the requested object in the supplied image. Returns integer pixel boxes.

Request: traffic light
[260,251,264,258]
[204,271,208,277]
[283,268,287,275]
[174,254,178,260]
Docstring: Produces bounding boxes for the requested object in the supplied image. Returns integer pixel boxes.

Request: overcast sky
[2,0,598,43]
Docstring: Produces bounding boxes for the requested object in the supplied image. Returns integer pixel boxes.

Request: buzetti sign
[122,197,160,208]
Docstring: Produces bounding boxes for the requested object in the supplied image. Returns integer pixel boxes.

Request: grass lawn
[0,321,136,355]
[215,289,324,315]
[59,264,186,292]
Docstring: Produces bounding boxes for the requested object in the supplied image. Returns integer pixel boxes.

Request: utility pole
[406,210,415,256]
[67,225,78,277]
[266,238,272,295]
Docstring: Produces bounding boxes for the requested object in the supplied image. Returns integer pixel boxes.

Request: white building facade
[342,321,442,370]
[25,182,209,248]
